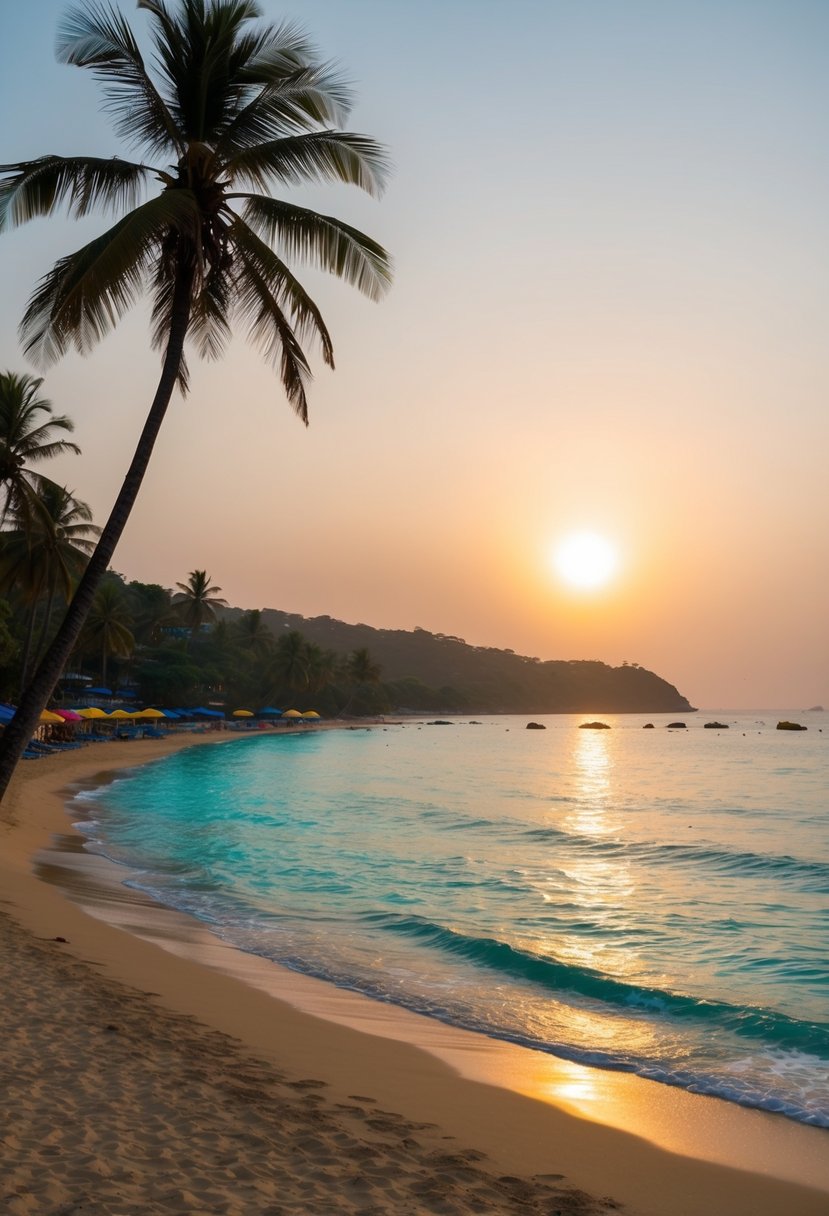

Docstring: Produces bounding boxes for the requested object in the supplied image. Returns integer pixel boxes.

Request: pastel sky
[1,1,827,710]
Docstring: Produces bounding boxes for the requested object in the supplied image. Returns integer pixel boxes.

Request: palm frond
[20,189,200,365]
[15,431,82,462]
[215,63,355,155]
[57,2,183,156]
[189,262,233,361]
[233,249,312,423]
[226,131,390,197]
[0,156,148,230]
[229,217,333,366]
[146,0,263,142]
[238,194,392,302]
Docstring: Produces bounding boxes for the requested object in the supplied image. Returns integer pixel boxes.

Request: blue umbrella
[259,707,283,716]
[86,686,113,696]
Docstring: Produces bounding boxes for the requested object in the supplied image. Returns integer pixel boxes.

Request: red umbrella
[56,709,83,722]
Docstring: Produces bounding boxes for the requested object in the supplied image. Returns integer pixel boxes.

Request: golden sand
[1,730,827,1215]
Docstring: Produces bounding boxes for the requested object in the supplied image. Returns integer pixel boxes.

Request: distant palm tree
[127,581,174,646]
[0,371,81,527]
[272,629,309,693]
[79,581,134,686]
[235,609,273,659]
[173,569,227,642]
[305,641,338,693]
[0,0,391,799]
[0,483,98,693]
[340,646,382,716]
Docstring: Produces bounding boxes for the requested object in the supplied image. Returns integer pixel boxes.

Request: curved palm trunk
[0,267,194,803]
[34,581,57,669]
[18,604,38,698]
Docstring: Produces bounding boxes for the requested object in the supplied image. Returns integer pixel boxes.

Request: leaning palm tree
[0,482,99,693]
[0,0,391,798]
[0,371,81,527]
[172,568,227,643]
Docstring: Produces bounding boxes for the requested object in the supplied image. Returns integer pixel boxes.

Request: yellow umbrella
[233,709,254,718]
[282,709,302,718]
[135,707,165,719]
[75,707,108,719]
[39,709,63,723]
[301,711,321,719]
[109,708,134,719]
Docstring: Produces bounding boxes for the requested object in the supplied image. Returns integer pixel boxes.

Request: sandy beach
[2,729,828,1216]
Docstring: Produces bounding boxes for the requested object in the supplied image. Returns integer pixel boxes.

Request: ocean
[72,712,829,1128]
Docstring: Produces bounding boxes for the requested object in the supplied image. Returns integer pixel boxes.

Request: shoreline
[2,729,828,1215]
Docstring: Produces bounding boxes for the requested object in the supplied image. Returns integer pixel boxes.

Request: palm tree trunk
[18,605,38,698]
[34,582,56,669]
[0,266,194,802]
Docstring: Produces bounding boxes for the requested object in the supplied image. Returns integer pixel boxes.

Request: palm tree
[0,483,99,693]
[305,641,338,694]
[235,608,273,659]
[271,628,309,693]
[127,580,174,646]
[0,0,391,798]
[0,371,81,527]
[78,581,135,686]
[173,569,227,643]
[340,646,382,716]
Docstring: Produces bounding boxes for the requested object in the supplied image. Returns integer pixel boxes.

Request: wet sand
[1,730,828,1215]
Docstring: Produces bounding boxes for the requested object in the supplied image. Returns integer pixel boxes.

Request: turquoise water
[73,713,829,1126]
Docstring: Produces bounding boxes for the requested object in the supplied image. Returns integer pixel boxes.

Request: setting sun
[553,532,619,590]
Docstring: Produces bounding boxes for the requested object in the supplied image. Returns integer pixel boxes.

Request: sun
[553,531,619,590]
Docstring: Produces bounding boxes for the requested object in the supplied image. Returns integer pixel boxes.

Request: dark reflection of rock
[777,720,807,731]
[427,720,453,725]
[526,721,546,730]
[704,722,729,729]
[579,721,610,729]
[667,721,687,728]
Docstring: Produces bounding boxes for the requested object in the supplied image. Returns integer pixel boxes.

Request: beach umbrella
[282,709,302,718]
[85,686,113,696]
[109,708,134,719]
[39,709,64,723]
[137,707,166,719]
[75,706,108,719]
[301,710,321,719]
[232,709,254,718]
[259,707,283,717]
[56,709,83,722]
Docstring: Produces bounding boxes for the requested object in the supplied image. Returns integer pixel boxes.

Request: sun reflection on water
[555,728,641,980]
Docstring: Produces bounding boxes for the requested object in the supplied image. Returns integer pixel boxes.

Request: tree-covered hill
[220,607,694,714]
